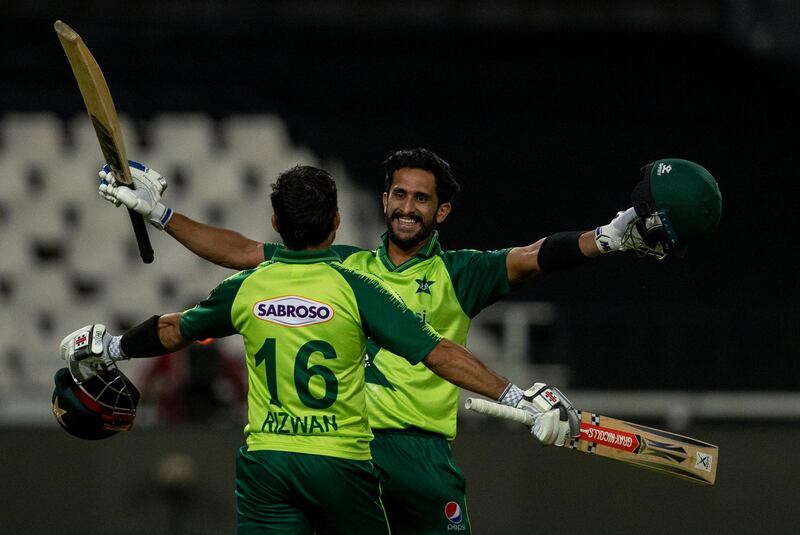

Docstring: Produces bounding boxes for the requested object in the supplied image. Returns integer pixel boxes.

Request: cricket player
[97,150,720,533]
[69,164,579,535]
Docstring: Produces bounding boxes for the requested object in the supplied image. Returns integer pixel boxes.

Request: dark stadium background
[1,1,798,534]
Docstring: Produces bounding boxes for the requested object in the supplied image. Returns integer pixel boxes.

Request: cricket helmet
[630,158,722,257]
[51,364,140,440]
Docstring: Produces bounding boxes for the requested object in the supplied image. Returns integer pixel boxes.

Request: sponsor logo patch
[695,451,713,472]
[253,296,334,327]
[445,501,463,528]
[74,333,89,349]
[656,162,673,175]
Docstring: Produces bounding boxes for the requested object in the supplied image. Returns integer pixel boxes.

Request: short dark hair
[270,165,338,249]
[383,148,461,204]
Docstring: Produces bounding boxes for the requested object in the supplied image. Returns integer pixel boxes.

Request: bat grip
[464,398,534,426]
[127,208,154,263]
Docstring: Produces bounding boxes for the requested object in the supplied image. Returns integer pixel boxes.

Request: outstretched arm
[422,339,579,446]
[505,208,639,285]
[99,161,266,270]
[506,231,599,285]
[165,213,265,270]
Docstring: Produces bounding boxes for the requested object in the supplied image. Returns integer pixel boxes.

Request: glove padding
[517,383,580,446]
[59,324,123,383]
[98,160,173,230]
[594,207,645,253]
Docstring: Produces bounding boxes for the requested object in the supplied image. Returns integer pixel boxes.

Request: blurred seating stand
[0,111,382,400]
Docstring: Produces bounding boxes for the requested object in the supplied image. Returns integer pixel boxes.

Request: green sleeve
[331,265,441,364]
[179,270,253,340]
[441,249,512,318]
[331,244,365,262]
[262,242,282,260]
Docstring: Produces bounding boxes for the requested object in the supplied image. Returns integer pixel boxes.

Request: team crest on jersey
[253,296,334,327]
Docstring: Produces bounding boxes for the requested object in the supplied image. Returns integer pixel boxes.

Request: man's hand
[595,207,668,257]
[98,160,173,230]
[59,324,126,382]
[518,383,580,446]
[594,207,640,253]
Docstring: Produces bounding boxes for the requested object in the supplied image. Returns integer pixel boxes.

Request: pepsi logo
[253,296,334,327]
[444,501,462,524]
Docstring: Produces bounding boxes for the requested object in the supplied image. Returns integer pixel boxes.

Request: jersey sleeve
[179,270,253,341]
[331,244,365,262]
[441,248,513,318]
[262,242,282,260]
[331,265,442,364]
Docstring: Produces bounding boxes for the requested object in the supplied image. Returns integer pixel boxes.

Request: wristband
[499,384,524,407]
[537,231,589,273]
[120,315,170,358]
[149,204,173,230]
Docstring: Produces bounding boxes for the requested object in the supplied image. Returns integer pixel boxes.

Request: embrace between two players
[56,148,720,534]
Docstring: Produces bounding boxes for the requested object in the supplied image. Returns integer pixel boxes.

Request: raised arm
[98,160,266,270]
[166,212,265,270]
[505,231,600,285]
[505,208,640,285]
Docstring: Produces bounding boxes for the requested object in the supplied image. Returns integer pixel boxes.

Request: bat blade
[54,20,153,263]
[567,411,718,485]
[464,397,718,485]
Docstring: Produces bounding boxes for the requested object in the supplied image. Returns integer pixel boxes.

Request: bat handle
[464,398,534,426]
[127,209,154,263]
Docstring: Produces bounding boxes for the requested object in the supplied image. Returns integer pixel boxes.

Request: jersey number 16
[256,338,339,409]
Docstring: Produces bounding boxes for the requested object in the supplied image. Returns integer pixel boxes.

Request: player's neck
[293,237,334,251]
[387,237,429,266]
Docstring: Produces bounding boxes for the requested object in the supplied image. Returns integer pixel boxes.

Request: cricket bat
[54,20,154,264]
[465,397,718,485]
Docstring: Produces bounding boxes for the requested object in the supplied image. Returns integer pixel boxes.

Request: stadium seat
[0,157,34,232]
[147,113,218,162]
[219,114,292,165]
[179,156,250,205]
[0,112,64,162]
[40,157,99,205]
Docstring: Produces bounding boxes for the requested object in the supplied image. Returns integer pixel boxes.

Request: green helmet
[630,158,722,257]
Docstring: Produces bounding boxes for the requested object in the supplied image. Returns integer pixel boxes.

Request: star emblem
[52,398,68,426]
[415,275,435,295]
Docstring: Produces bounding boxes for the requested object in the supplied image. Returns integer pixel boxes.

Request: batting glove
[98,160,173,230]
[594,207,639,253]
[500,383,580,446]
[59,324,127,383]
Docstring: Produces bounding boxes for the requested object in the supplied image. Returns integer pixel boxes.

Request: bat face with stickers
[465,397,718,485]
[54,20,154,263]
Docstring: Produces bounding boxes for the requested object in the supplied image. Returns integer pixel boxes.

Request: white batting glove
[500,383,580,446]
[594,207,639,253]
[98,161,173,230]
[59,324,127,383]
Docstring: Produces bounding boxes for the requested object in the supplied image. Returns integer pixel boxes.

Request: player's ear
[435,202,452,224]
[271,214,279,232]
[333,211,341,231]
[382,191,389,215]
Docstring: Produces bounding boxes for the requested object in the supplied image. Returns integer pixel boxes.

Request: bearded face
[383,168,449,252]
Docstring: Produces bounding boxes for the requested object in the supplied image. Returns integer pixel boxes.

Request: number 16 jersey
[179,248,442,461]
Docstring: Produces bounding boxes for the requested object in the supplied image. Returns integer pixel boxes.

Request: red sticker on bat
[579,423,640,452]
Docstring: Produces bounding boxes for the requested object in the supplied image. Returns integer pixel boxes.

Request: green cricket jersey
[180,248,442,461]
[264,232,511,440]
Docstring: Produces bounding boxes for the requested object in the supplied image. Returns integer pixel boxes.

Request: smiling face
[382,167,452,251]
